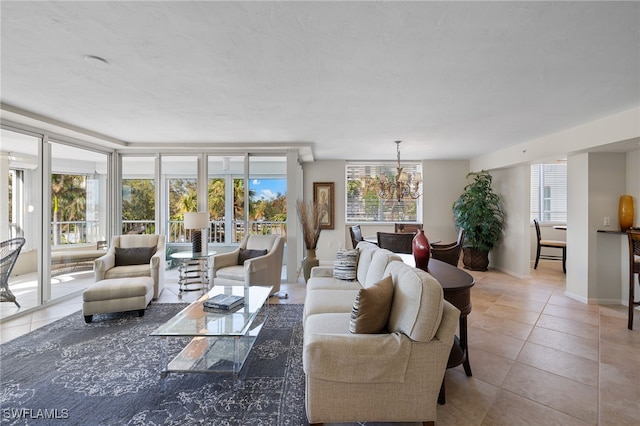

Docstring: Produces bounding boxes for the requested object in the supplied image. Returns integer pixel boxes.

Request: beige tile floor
[1,262,639,425]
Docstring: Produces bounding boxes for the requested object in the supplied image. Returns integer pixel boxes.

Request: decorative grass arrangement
[296,200,322,249]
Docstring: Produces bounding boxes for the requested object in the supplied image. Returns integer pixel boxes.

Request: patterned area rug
[0,303,307,425]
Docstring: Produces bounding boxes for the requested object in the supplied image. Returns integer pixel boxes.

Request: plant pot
[462,247,489,271]
[303,248,319,282]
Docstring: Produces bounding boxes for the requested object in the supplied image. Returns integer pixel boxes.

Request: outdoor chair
[1,237,26,308]
[377,231,414,254]
[431,228,465,267]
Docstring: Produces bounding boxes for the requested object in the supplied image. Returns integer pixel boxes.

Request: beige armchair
[94,234,165,299]
[211,234,285,296]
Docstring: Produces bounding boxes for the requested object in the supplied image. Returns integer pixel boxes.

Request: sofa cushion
[237,248,267,265]
[303,289,360,318]
[362,249,401,288]
[114,246,156,266]
[385,261,444,342]
[349,275,394,334]
[355,243,377,283]
[306,276,362,291]
[333,248,359,280]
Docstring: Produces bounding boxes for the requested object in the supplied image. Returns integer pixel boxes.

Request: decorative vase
[303,248,319,282]
[412,229,430,271]
[619,195,635,232]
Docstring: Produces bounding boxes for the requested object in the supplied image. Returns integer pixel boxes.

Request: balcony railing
[48,219,286,248]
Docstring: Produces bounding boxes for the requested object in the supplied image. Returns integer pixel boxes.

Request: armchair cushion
[114,246,156,266]
[237,248,267,265]
[349,275,394,334]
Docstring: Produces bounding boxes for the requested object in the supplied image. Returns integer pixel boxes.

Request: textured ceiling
[1,1,638,161]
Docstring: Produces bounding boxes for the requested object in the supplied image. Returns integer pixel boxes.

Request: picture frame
[313,182,334,230]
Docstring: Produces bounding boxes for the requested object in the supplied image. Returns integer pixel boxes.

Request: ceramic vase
[619,195,635,232]
[412,229,430,271]
[303,248,319,282]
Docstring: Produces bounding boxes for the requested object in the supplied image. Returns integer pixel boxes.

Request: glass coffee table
[150,285,272,387]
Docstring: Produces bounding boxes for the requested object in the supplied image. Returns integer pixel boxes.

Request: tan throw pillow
[349,275,394,334]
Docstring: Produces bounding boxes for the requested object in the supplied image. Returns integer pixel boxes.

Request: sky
[251,179,286,201]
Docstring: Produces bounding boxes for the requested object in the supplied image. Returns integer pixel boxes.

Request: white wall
[302,159,470,262]
[490,165,532,278]
[422,160,469,243]
[566,152,630,303]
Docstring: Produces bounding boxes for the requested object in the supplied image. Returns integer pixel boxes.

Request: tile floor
[1,262,638,425]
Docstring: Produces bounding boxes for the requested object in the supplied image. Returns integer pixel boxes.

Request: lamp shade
[184,212,209,229]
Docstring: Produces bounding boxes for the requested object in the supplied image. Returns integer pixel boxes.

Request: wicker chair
[1,237,26,308]
[627,229,640,330]
[349,225,364,249]
[377,231,414,254]
[431,229,465,267]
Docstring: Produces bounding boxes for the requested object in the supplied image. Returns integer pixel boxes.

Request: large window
[346,162,422,223]
[530,163,567,223]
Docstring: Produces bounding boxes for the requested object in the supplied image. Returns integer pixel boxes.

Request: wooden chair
[377,232,414,254]
[349,225,364,249]
[431,229,465,267]
[395,223,423,234]
[627,229,640,330]
[533,219,566,273]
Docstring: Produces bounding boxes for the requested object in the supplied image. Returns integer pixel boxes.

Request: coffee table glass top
[150,285,272,337]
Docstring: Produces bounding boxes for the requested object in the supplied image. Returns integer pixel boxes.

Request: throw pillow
[349,275,394,334]
[114,246,156,266]
[237,248,268,265]
[333,248,359,280]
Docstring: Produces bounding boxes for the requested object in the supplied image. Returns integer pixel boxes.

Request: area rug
[0,303,308,425]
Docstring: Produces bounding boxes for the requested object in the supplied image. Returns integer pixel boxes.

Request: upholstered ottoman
[82,277,154,323]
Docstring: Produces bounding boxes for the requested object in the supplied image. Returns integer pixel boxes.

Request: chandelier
[375,141,422,202]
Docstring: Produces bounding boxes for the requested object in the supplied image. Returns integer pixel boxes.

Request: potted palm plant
[452,170,505,271]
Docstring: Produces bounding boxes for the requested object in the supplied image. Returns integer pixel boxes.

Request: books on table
[203,294,244,310]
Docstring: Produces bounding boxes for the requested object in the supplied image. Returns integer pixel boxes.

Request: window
[530,163,567,223]
[346,162,422,223]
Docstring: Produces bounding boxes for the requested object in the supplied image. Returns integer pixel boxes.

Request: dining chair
[533,219,566,273]
[377,232,414,254]
[626,229,640,330]
[394,223,423,234]
[349,225,364,249]
[431,228,465,267]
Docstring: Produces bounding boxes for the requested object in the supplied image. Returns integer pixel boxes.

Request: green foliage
[452,171,505,252]
[122,179,155,221]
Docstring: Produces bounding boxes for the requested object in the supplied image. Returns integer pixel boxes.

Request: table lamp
[184,212,209,255]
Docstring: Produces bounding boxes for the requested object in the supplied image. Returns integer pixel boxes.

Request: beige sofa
[211,234,285,295]
[303,241,460,425]
[94,234,165,299]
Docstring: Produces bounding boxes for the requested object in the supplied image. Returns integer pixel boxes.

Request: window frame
[345,161,423,224]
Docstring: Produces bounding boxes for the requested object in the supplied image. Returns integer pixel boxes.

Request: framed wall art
[313,182,334,230]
